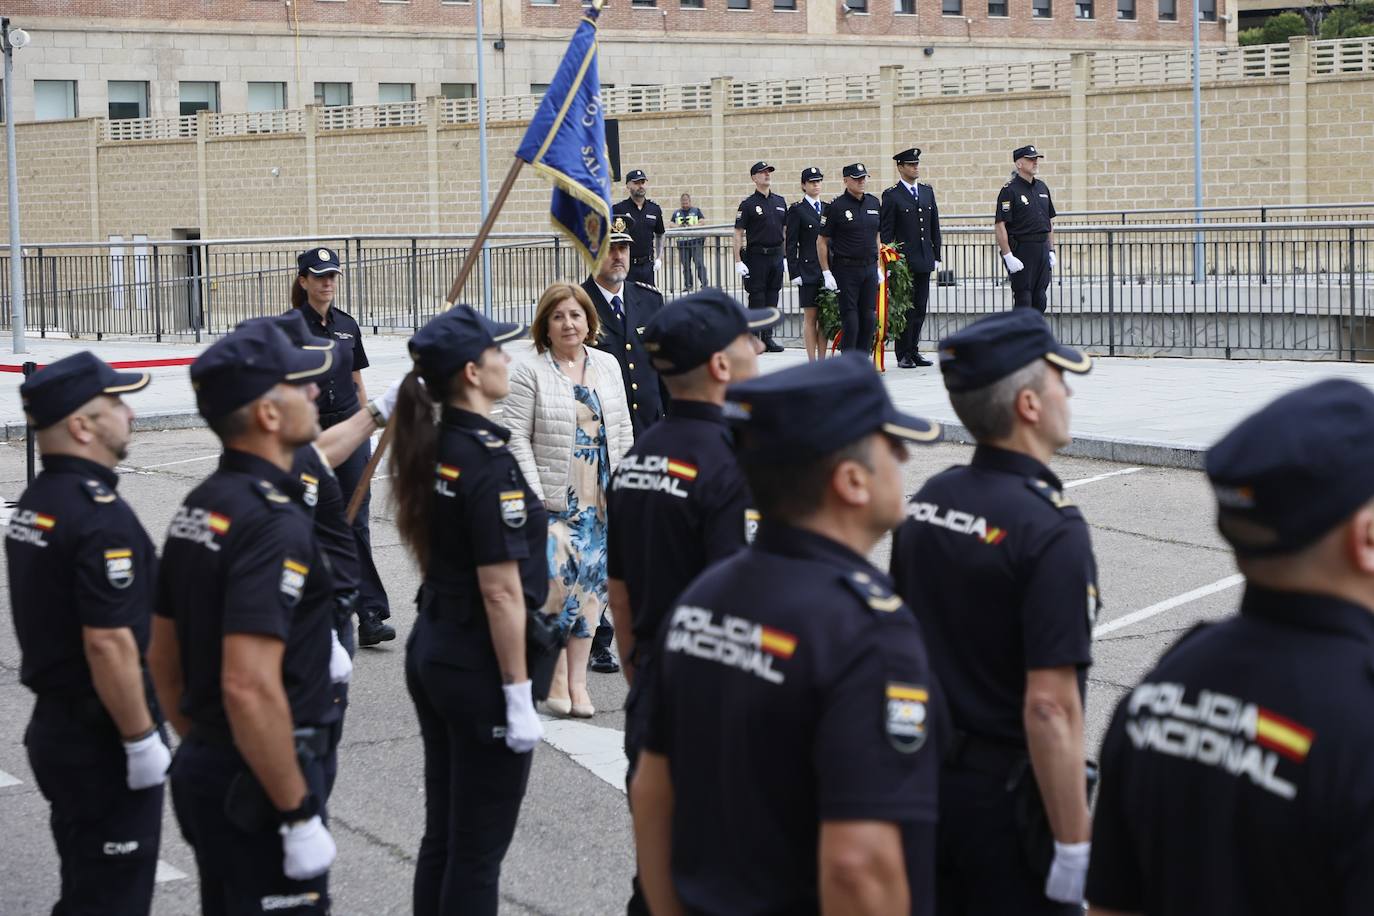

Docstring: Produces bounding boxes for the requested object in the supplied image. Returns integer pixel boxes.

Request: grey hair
[949,358,1048,442]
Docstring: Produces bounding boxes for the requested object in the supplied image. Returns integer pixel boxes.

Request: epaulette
[467,428,507,451]
[842,570,904,614]
[633,280,662,298]
[256,480,292,507]
[1026,477,1074,511]
[81,478,117,505]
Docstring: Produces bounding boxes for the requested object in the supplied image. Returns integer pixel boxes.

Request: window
[844,0,867,10]
[988,0,1008,14]
[530,0,556,6]
[379,83,415,103]
[681,0,704,7]
[1198,0,1215,19]
[942,0,962,12]
[775,0,797,8]
[34,80,78,120]
[1032,0,1052,17]
[632,0,656,6]
[248,81,287,111]
[727,0,750,8]
[1158,0,1176,17]
[895,0,916,12]
[1118,0,1134,17]
[107,81,148,120]
[441,82,476,99]
[531,82,551,97]
[315,82,353,107]
[1076,0,1093,16]
[179,81,219,116]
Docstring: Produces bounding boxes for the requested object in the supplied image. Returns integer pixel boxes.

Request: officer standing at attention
[1086,379,1374,916]
[818,162,883,356]
[148,321,338,914]
[995,145,1058,312]
[881,148,942,368]
[786,166,827,361]
[7,353,169,916]
[732,161,787,353]
[289,246,395,647]
[669,193,709,292]
[632,355,945,916]
[614,170,665,287]
[387,306,548,916]
[890,309,1097,915]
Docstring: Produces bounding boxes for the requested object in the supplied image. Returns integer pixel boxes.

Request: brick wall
[205,137,309,237]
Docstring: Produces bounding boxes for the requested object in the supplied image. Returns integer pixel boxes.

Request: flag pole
[344,156,526,524]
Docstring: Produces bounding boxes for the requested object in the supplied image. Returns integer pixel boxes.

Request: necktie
[909,184,919,201]
[814,200,821,216]
[611,295,624,323]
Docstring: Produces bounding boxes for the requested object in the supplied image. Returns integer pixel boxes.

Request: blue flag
[515,1,612,272]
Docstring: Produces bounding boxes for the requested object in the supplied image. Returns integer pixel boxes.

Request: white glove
[822,270,838,291]
[123,730,172,791]
[1003,252,1025,274]
[1044,841,1090,904]
[653,258,662,274]
[329,630,352,685]
[502,680,543,754]
[370,376,403,424]
[735,261,750,279]
[281,815,336,881]
[876,265,885,284]
[933,261,943,271]
[791,276,803,287]
[1048,250,1058,270]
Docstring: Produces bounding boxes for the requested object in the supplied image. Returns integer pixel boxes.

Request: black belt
[631,255,652,265]
[831,255,874,267]
[946,730,1028,777]
[1013,233,1049,244]
[189,722,330,758]
[746,245,782,257]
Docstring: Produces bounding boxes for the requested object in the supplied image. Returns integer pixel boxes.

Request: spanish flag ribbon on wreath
[514,0,613,273]
[873,244,902,372]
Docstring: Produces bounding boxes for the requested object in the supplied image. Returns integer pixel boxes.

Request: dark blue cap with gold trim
[938,309,1091,392]
[267,310,335,353]
[645,289,780,376]
[192,318,333,420]
[409,304,526,384]
[609,212,635,244]
[20,351,151,430]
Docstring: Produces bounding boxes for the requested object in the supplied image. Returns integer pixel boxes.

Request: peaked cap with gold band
[936,309,1091,393]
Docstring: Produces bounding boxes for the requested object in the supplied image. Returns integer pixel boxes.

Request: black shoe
[589,647,621,673]
[912,354,933,367]
[764,339,785,353]
[898,356,917,369]
[357,608,396,647]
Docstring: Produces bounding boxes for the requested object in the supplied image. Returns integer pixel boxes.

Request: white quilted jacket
[498,346,634,512]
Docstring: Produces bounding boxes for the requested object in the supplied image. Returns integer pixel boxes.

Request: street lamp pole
[1191,0,1205,286]
[2,18,28,354]
[474,0,494,312]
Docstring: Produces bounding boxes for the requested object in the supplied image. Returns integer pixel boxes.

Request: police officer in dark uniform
[8,353,168,916]
[387,306,550,916]
[148,320,338,914]
[631,354,945,915]
[881,148,942,368]
[733,160,787,353]
[786,166,827,361]
[890,308,1097,915]
[289,245,394,647]
[995,145,1058,312]
[819,162,883,356]
[613,169,665,287]
[1086,378,1374,916]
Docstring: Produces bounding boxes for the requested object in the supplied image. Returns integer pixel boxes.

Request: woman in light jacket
[503,282,633,717]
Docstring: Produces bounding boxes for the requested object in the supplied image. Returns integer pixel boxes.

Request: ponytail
[389,369,442,575]
[289,273,308,311]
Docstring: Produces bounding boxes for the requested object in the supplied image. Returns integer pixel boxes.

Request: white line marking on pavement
[155,860,187,883]
[1064,467,1143,489]
[0,768,22,788]
[137,453,219,470]
[539,717,627,794]
[1093,574,1244,639]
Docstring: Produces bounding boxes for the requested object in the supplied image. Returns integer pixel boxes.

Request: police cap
[725,353,940,463]
[1013,145,1045,161]
[750,161,776,176]
[938,309,1090,393]
[1206,379,1374,557]
[893,148,922,164]
[268,310,336,352]
[409,304,526,385]
[609,212,635,245]
[297,247,343,275]
[801,166,824,182]
[20,352,151,430]
[842,162,870,179]
[625,169,647,183]
[192,319,332,420]
[645,289,780,376]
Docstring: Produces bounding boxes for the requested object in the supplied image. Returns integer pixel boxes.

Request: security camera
[1218,12,1233,21]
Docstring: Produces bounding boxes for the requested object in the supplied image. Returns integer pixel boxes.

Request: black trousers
[628,260,655,286]
[170,739,331,915]
[622,656,657,916]
[593,611,615,655]
[896,270,932,359]
[833,263,878,355]
[744,251,783,341]
[678,243,708,290]
[406,623,532,916]
[25,698,164,916]
[1009,241,1052,312]
[328,433,391,622]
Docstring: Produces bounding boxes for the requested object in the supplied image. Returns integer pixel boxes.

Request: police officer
[8,353,168,916]
[881,148,942,368]
[995,145,1058,312]
[289,246,394,647]
[631,354,945,915]
[1086,378,1374,916]
[669,193,709,291]
[786,166,827,361]
[890,308,1097,915]
[818,162,883,356]
[733,160,787,353]
[614,169,665,287]
[148,320,338,914]
[387,306,548,916]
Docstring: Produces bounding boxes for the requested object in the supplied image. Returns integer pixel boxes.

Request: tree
[1320,0,1374,37]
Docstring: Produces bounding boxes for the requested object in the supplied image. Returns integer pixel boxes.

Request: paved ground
[0,418,1247,915]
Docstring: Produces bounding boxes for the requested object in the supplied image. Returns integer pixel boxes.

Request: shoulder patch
[886,682,930,753]
[1026,477,1074,511]
[104,548,135,590]
[633,280,662,297]
[256,480,291,506]
[842,570,904,613]
[82,478,116,505]
[469,428,506,450]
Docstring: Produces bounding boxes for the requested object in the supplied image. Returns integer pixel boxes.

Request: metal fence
[2,220,1372,360]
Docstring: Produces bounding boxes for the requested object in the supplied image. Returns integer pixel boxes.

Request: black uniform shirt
[7,455,158,697]
[606,400,755,654]
[994,173,1056,238]
[293,443,360,595]
[296,304,369,415]
[1086,586,1374,916]
[613,198,665,261]
[735,190,789,250]
[645,523,942,915]
[785,197,825,285]
[891,445,1097,746]
[820,192,882,261]
[156,449,335,730]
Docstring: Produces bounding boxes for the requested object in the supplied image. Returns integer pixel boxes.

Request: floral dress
[544,362,612,640]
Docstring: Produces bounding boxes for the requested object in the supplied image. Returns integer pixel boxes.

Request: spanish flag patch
[207,513,231,535]
[1255,707,1314,762]
[665,460,698,481]
[758,625,797,659]
[436,464,461,481]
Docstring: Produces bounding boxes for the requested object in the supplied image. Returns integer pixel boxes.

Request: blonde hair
[531,282,600,354]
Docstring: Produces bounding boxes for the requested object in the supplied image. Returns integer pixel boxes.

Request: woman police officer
[389,305,556,916]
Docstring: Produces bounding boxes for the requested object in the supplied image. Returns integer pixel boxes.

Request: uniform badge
[104,548,134,590]
[745,509,761,545]
[280,558,309,607]
[318,248,331,261]
[300,473,319,508]
[612,216,627,235]
[755,205,763,216]
[1020,195,1029,205]
[1001,200,1011,212]
[885,682,929,753]
[845,210,854,221]
[500,491,527,528]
